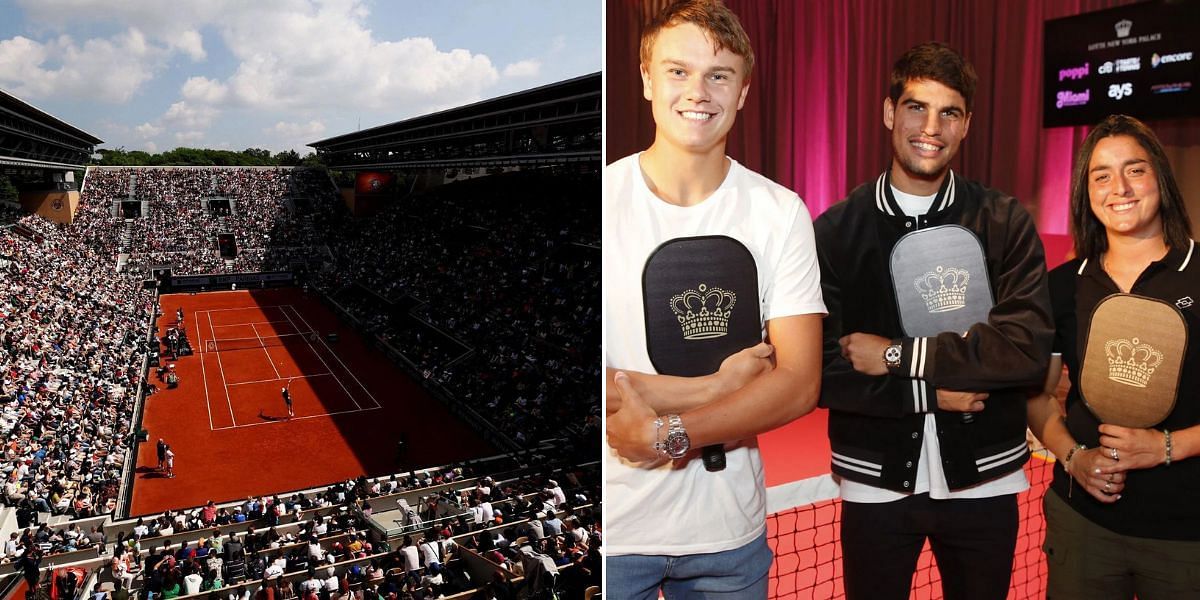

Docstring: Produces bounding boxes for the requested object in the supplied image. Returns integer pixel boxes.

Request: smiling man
[813,43,1053,600]
[603,1,825,598]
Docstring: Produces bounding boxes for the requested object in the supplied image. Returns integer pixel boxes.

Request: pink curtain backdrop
[605,0,1200,240]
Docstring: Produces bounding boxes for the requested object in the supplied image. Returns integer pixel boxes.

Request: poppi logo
[1056,89,1091,109]
[1058,63,1089,81]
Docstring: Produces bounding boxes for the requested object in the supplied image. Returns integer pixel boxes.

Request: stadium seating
[0,166,600,599]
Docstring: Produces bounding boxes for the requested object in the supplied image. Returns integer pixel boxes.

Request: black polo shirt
[1049,240,1200,540]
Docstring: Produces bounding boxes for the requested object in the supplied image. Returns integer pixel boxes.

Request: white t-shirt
[419,541,440,566]
[839,186,1028,503]
[184,573,203,595]
[604,153,826,556]
[400,545,420,572]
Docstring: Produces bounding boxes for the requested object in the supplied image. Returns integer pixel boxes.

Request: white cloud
[181,76,228,104]
[216,24,500,112]
[0,29,165,103]
[503,59,541,78]
[174,130,204,144]
[143,141,158,153]
[6,0,564,151]
[169,30,206,61]
[162,101,218,129]
[16,0,225,31]
[135,122,162,137]
[265,120,326,138]
[13,0,505,114]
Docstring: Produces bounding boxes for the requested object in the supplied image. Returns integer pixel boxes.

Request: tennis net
[767,449,1054,598]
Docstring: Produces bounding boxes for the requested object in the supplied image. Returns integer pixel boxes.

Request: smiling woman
[1027,114,1200,599]
[1085,135,1163,250]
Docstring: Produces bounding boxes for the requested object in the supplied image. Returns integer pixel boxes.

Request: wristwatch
[653,414,691,459]
[883,343,903,369]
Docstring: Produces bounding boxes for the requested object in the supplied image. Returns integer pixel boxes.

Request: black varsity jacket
[814,170,1053,492]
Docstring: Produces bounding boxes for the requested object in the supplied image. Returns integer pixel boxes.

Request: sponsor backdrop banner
[1044,0,1200,127]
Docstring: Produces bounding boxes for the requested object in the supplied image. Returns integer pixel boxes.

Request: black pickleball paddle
[643,235,761,472]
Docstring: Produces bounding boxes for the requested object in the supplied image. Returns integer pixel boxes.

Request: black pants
[841,493,1018,600]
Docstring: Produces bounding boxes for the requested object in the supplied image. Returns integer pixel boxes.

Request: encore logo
[1152,52,1194,68]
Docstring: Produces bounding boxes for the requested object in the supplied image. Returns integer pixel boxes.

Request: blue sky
[0,0,600,155]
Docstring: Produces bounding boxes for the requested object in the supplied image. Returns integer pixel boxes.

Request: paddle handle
[702,445,726,472]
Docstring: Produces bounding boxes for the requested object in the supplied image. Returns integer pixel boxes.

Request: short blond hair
[639,0,755,79]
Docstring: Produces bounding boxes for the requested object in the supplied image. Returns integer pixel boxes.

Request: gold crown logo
[670,283,736,340]
[1105,337,1163,388]
[1115,19,1132,38]
[914,266,969,314]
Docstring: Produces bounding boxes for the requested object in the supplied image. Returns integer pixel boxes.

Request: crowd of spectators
[1,163,600,598]
[79,167,341,277]
[0,205,153,523]
[317,170,600,446]
[0,398,599,598]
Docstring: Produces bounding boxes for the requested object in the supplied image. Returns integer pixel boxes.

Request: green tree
[273,149,301,166]
[241,148,271,164]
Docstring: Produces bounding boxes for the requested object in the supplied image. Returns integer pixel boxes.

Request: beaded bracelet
[1064,443,1086,498]
[1164,429,1173,467]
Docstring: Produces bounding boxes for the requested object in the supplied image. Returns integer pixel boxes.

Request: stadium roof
[0,87,103,169]
[309,72,599,169]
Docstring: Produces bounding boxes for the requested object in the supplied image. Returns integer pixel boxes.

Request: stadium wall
[19,190,78,224]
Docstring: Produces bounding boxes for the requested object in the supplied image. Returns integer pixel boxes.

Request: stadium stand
[0,72,602,600]
[0,205,154,525]
[1,448,599,600]
[318,170,600,449]
[1,163,601,599]
[79,167,339,277]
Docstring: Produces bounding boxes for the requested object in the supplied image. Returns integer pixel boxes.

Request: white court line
[251,323,282,379]
[207,311,237,426]
[197,313,214,431]
[197,304,291,313]
[211,319,293,329]
[278,305,362,410]
[285,305,382,409]
[226,373,333,387]
[210,405,382,430]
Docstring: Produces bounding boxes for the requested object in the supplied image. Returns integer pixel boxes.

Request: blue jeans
[607,532,772,600]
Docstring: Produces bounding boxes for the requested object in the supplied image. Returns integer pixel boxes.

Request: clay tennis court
[129,288,495,516]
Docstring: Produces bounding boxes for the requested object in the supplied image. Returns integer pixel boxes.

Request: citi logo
[1098,57,1140,74]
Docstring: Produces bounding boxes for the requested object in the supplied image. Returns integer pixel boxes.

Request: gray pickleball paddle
[891,225,994,422]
